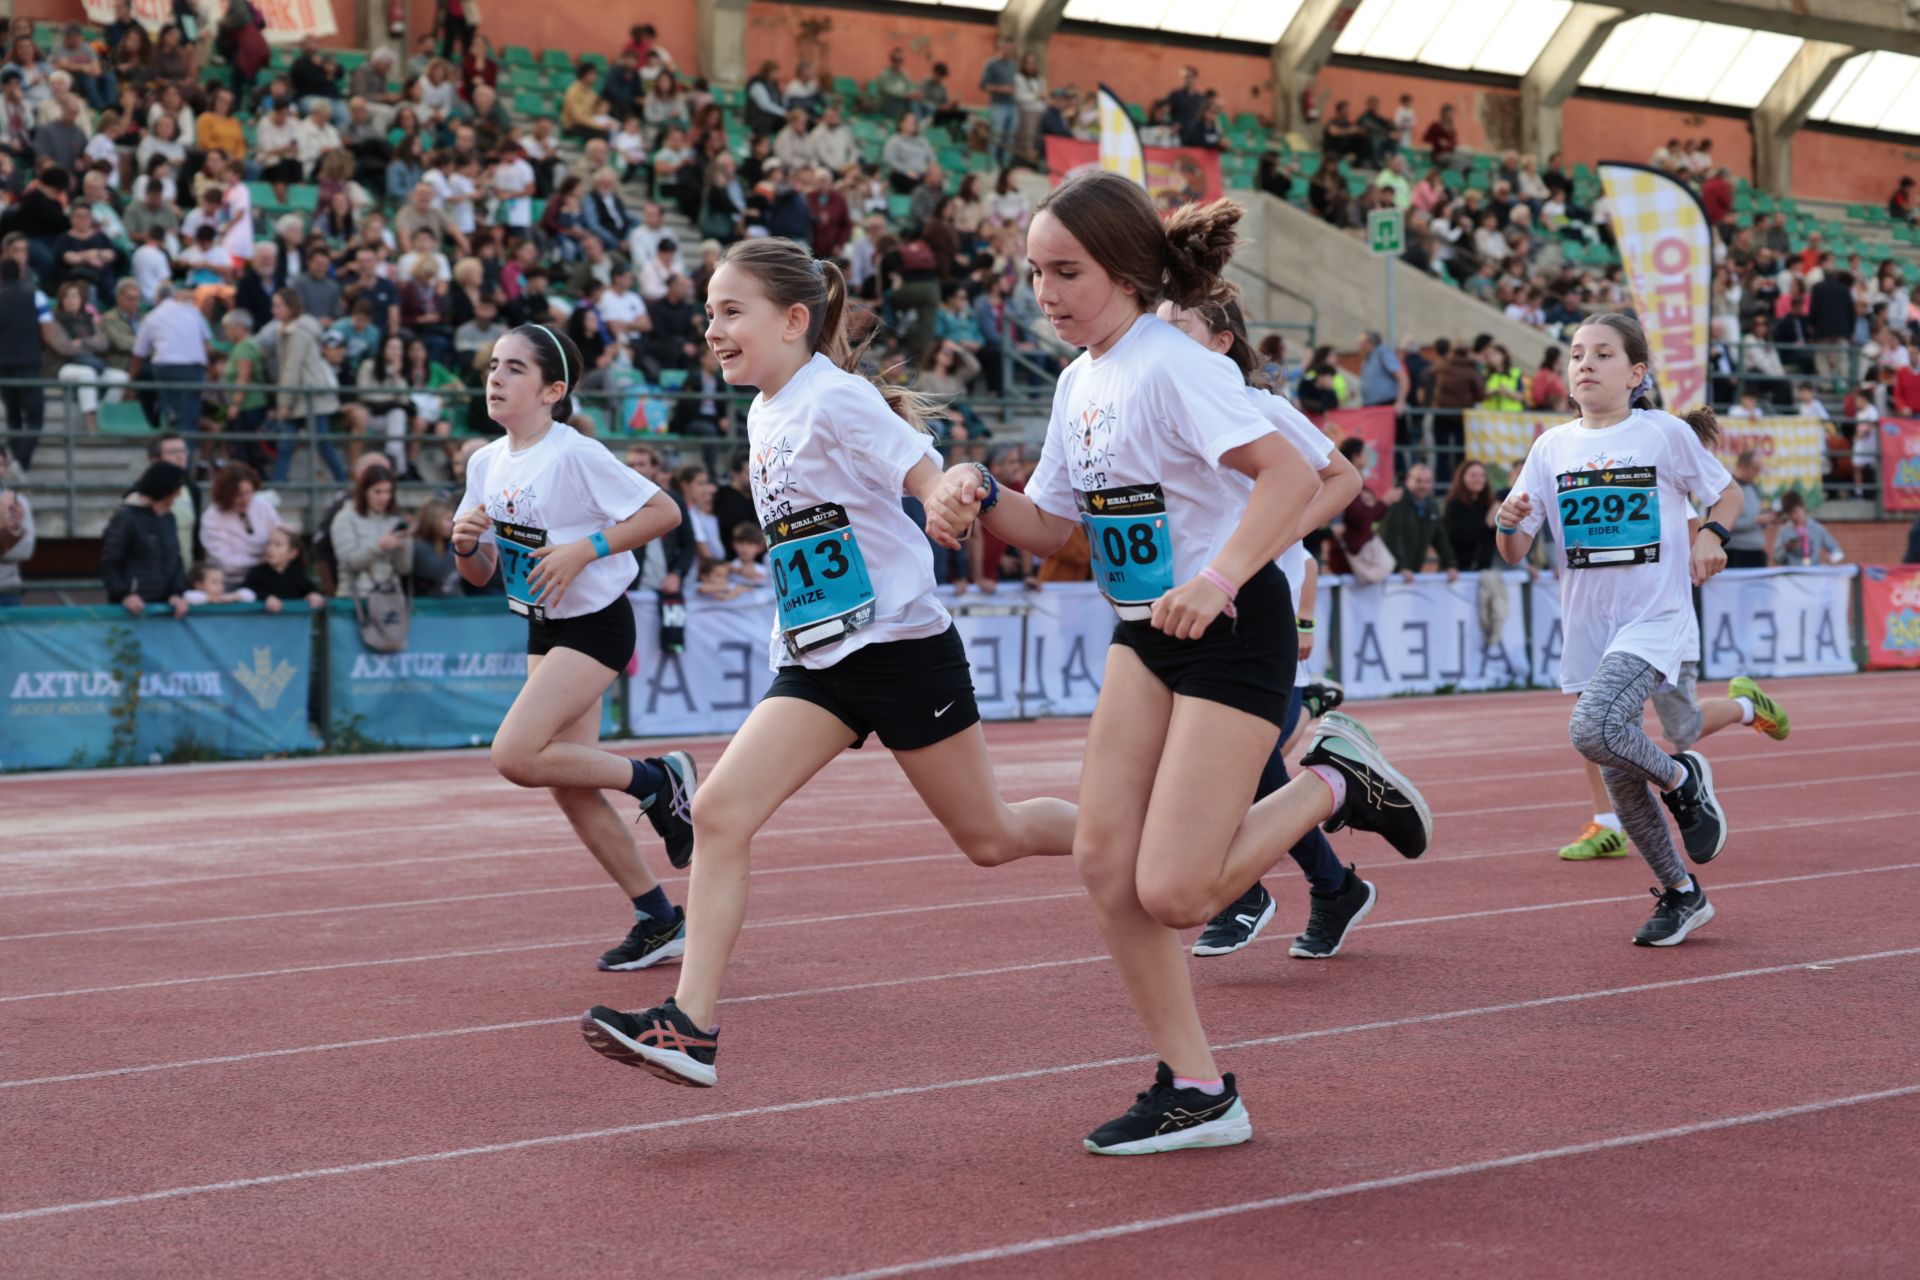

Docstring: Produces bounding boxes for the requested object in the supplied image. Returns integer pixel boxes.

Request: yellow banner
[1096,85,1146,188]
[1599,163,1712,414]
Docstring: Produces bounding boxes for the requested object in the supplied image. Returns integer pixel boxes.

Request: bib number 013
[764,502,876,657]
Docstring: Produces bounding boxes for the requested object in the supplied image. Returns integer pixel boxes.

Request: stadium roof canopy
[1807,48,1920,131]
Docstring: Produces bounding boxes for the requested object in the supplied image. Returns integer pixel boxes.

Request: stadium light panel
[1331,0,1567,77]
[1581,15,1803,109]
[1060,0,1303,45]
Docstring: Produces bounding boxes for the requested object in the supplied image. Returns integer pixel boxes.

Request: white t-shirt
[1025,314,1278,610]
[746,352,948,670]
[1253,383,1332,689]
[1514,409,1733,691]
[492,158,535,228]
[598,288,648,331]
[131,243,172,303]
[220,181,254,268]
[461,424,661,621]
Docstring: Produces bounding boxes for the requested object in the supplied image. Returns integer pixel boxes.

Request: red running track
[1,673,1917,1278]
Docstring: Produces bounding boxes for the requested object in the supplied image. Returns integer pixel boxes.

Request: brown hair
[353,465,396,517]
[412,494,452,548]
[1444,458,1494,510]
[1179,291,1258,382]
[718,236,937,432]
[1574,313,1719,446]
[211,462,261,512]
[1035,169,1243,313]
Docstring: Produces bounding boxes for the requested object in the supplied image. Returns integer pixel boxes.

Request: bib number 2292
[766,502,876,656]
[1078,484,1173,608]
[1557,466,1661,569]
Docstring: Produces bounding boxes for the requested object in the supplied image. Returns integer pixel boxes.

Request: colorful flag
[1095,84,1145,188]
[1598,162,1713,414]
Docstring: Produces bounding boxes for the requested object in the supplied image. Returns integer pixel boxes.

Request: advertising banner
[1044,138,1223,206]
[1879,419,1920,512]
[0,604,314,771]
[1333,571,1534,699]
[1599,161,1712,414]
[1321,406,1397,500]
[1861,565,1920,670]
[1698,566,1856,679]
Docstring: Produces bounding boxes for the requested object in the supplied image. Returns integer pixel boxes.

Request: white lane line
[4,866,1917,1086]
[820,1083,1920,1279]
[1432,768,1920,819]
[1,945,1913,1225]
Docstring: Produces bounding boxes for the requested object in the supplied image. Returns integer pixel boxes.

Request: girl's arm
[915,458,1077,558]
[1299,448,1362,544]
[1495,491,1535,563]
[1154,435,1319,639]
[526,489,681,608]
[1692,484,1741,585]
[1296,554,1320,660]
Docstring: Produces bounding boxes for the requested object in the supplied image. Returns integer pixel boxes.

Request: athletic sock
[1594,812,1622,832]
[1671,876,1695,895]
[1306,763,1346,814]
[625,757,668,805]
[1173,1075,1226,1096]
[1735,696,1755,725]
[632,886,674,921]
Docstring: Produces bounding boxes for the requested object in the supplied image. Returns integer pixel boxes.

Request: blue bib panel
[494,519,550,619]
[766,502,877,656]
[1078,484,1174,608]
[1557,466,1661,569]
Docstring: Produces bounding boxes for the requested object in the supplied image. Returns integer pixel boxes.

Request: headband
[534,324,570,389]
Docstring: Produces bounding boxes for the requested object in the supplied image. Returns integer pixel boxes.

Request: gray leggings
[1568,651,1689,887]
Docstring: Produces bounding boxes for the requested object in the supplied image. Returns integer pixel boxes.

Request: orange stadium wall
[743,1,996,104]
[1562,97,1753,181]
[1315,64,1508,153]
[1790,129,1920,204]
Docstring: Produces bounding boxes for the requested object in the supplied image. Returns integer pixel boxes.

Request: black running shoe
[1632,880,1715,947]
[1192,882,1275,957]
[1301,718,1431,859]
[1288,867,1377,959]
[1659,750,1726,864]
[1083,1062,1252,1156]
[596,907,686,971]
[640,750,697,869]
[1302,679,1344,720]
[580,997,719,1086]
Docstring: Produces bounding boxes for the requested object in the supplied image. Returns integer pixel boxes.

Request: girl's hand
[1496,490,1532,531]
[1297,627,1315,661]
[923,463,984,551]
[264,595,283,614]
[451,505,491,554]
[526,538,597,607]
[1151,575,1231,640]
[1690,529,1727,586]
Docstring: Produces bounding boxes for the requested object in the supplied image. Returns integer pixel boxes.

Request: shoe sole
[1677,750,1728,864]
[595,936,686,971]
[1192,893,1277,957]
[1634,897,1716,947]
[660,750,698,870]
[1289,879,1377,959]
[1308,725,1433,858]
[1084,1099,1253,1155]
[579,1010,717,1086]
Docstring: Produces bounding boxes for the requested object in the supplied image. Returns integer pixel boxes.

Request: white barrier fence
[623,567,1858,735]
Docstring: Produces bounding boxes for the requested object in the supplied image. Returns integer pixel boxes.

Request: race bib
[1079,484,1173,608]
[494,519,549,619]
[1557,467,1660,569]
[766,502,876,656]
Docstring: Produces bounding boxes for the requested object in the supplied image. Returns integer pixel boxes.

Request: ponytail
[1036,168,1245,312]
[1683,406,1720,447]
[1161,198,1243,311]
[722,238,939,434]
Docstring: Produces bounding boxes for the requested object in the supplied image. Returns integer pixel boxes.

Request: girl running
[450,324,699,973]
[924,171,1431,1155]
[1146,295,1381,964]
[1497,313,1742,945]
[579,237,1078,1087]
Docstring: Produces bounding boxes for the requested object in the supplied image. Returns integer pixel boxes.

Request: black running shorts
[764,625,980,751]
[527,596,638,673]
[1109,562,1297,729]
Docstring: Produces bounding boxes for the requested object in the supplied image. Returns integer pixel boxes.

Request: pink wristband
[1198,567,1239,618]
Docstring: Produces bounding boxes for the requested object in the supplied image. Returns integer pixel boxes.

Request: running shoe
[1083,1063,1252,1156]
[1301,717,1432,859]
[639,750,698,869]
[1192,882,1275,957]
[1302,678,1345,720]
[1558,822,1629,861]
[580,997,719,1086]
[596,907,686,971]
[1289,867,1377,958]
[1320,709,1375,747]
[1728,676,1790,741]
[1632,879,1715,947]
[1660,751,1727,864]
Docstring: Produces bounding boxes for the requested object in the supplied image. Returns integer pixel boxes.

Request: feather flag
[1095,84,1146,188]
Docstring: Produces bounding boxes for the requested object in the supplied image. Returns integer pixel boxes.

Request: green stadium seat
[501,45,535,66]
[833,75,860,100]
[541,49,574,70]
[97,402,150,437]
[579,53,608,73]
[513,91,547,118]
[1124,102,1146,124]
[887,193,914,221]
[710,85,743,109]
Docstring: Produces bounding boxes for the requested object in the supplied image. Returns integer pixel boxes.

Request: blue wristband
[453,541,479,559]
[588,530,612,558]
[972,462,1000,513]
[1497,523,1519,535]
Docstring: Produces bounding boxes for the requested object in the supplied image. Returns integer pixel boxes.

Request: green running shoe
[1559,822,1628,861]
[1728,676,1789,741]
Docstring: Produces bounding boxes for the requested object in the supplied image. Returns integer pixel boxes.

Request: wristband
[1496,523,1519,535]
[971,462,1000,513]
[1197,567,1239,618]
[452,538,479,559]
[588,530,612,558]
[1296,617,1316,633]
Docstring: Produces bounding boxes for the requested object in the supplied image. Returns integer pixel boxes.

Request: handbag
[353,574,412,652]
[1345,534,1396,586]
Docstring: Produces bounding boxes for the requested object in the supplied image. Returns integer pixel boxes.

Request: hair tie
[534,324,570,388]
[1634,370,1655,403]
